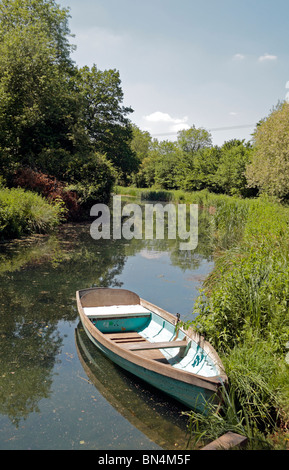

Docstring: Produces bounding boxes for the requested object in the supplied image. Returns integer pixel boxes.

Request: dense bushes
[12,152,116,222]
[13,168,79,220]
[0,188,62,240]
[65,152,116,210]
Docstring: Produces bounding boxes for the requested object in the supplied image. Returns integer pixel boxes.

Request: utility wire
[152,123,255,137]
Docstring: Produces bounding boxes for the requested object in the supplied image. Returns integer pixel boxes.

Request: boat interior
[83,303,218,377]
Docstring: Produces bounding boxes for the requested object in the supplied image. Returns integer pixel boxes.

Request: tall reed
[186,195,289,447]
[0,188,62,240]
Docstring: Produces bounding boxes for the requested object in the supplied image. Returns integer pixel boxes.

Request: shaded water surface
[0,206,214,450]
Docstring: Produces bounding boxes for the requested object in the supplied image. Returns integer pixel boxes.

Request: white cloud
[258,53,277,62]
[171,121,190,132]
[233,53,245,60]
[144,111,186,124]
[229,112,238,116]
[143,112,190,135]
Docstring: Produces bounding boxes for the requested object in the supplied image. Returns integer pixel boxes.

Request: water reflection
[0,224,128,428]
[0,204,214,448]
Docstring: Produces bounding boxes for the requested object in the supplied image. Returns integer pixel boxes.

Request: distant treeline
[130,100,289,202]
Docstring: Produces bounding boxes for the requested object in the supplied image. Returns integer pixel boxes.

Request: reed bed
[0,188,63,240]
[188,196,289,448]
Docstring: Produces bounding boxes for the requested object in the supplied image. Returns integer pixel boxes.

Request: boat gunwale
[76,288,227,392]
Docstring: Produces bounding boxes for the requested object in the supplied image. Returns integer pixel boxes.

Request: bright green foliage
[186,340,288,448]
[191,197,289,350]
[177,146,221,192]
[135,131,252,196]
[215,139,253,196]
[130,125,152,186]
[177,126,212,154]
[0,187,62,239]
[177,139,253,195]
[184,196,289,440]
[137,140,182,189]
[0,0,74,64]
[0,0,80,176]
[174,126,215,191]
[130,124,152,164]
[194,245,289,351]
[246,101,289,199]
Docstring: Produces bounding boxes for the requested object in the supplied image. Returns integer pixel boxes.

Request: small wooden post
[201,432,248,450]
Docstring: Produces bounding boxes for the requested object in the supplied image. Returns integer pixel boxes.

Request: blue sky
[59,0,289,145]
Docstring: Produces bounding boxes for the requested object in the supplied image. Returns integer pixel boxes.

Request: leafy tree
[177,126,212,155]
[153,141,182,189]
[130,124,152,163]
[130,125,152,186]
[246,101,289,199]
[216,140,253,196]
[175,146,221,191]
[0,0,80,178]
[0,0,74,66]
[77,65,138,181]
[0,0,135,194]
[173,126,214,191]
[136,140,181,189]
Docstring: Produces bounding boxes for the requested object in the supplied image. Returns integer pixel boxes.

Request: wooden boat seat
[104,331,173,363]
[128,340,188,351]
[83,305,151,318]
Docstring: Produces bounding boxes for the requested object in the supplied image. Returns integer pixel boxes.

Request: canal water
[0,203,214,450]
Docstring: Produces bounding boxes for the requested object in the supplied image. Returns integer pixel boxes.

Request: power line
[209,124,255,132]
[152,123,255,137]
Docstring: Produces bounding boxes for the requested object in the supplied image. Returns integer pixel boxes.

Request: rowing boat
[76,287,227,412]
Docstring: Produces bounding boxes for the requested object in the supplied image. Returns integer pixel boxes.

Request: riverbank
[0,187,63,241]
[115,186,289,449]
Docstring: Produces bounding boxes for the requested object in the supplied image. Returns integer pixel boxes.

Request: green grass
[0,188,63,240]
[188,196,289,448]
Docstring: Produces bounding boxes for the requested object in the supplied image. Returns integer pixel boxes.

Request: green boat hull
[76,288,227,413]
[82,322,219,412]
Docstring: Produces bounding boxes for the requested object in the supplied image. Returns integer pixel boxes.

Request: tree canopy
[177,126,212,155]
[77,65,137,180]
[0,0,136,189]
[246,101,289,199]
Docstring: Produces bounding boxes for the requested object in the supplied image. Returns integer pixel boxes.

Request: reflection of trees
[0,224,128,426]
[125,206,214,271]
[0,288,62,427]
